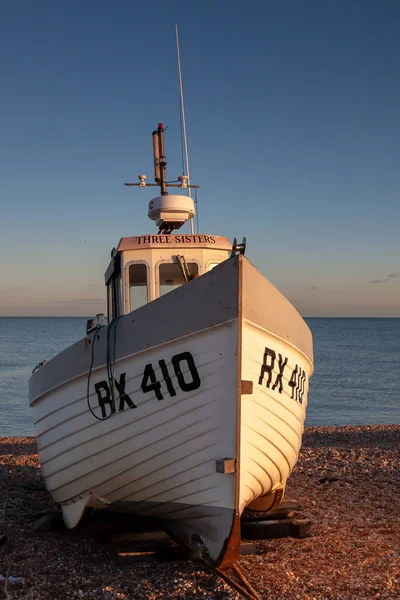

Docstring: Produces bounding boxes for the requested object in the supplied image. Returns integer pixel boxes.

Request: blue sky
[1,0,399,317]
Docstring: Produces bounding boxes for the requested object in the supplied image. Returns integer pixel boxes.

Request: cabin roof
[117,234,232,252]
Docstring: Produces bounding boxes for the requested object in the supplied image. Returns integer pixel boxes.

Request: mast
[175,24,194,234]
[124,28,199,235]
[152,123,167,195]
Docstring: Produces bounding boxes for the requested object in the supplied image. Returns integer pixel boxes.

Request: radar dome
[148,195,195,232]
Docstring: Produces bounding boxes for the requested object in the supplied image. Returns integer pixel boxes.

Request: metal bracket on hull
[241,380,253,395]
[216,458,236,474]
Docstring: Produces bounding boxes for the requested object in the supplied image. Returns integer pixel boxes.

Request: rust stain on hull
[217,510,241,569]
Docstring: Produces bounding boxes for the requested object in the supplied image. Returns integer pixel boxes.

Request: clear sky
[1,0,399,317]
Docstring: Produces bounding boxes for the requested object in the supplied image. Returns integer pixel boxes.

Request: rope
[215,563,263,600]
[233,564,263,600]
[86,317,123,421]
[86,326,106,421]
[0,488,53,526]
[106,316,122,414]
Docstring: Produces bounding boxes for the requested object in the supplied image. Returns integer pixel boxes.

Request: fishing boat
[29,119,313,567]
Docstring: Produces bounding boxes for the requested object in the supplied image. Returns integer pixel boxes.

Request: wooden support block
[241,518,311,540]
[116,550,163,565]
[32,514,66,532]
[110,530,169,544]
[289,519,312,539]
[242,509,295,522]
[242,501,302,522]
[82,512,164,542]
[242,519,292,540]
[115,547,196,565]
[269,501,302,516]
[116,541,258,565]
[23,529,68,539]
[239,542,257,555]
[24,514,67,536]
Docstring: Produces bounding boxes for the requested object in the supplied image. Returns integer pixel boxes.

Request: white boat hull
[240,319,310,512]
[29,255,313,566]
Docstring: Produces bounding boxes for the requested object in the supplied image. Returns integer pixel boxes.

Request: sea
[0,317,399,436]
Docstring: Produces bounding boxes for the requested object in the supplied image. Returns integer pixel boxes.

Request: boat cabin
[105,231,232,321]
[104,123,235,322]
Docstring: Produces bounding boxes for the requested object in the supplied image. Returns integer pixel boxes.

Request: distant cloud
[370,278,389,284]
[370,270,400,284]
[55,298,105,305]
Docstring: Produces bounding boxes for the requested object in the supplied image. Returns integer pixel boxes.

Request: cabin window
[129,263,148,311]
[159,262,198,296]
[208,262,220,271]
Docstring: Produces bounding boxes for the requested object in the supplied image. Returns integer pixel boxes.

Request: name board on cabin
[118,234,232,252]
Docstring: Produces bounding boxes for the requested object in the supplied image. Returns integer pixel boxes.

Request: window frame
[206,260,222,272]
[124,259,151,313]
[106,253,122,321]
[155,258,200,298]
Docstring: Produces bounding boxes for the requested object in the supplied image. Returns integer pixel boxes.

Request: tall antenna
[175,23,195,235]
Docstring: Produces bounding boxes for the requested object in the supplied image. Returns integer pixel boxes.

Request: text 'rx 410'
[258,346,307,404]
[141,352,201,400]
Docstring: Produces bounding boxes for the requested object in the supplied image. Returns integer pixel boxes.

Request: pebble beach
[1,424,399,600]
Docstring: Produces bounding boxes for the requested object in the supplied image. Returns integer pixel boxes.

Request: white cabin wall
[121,247,230,314]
